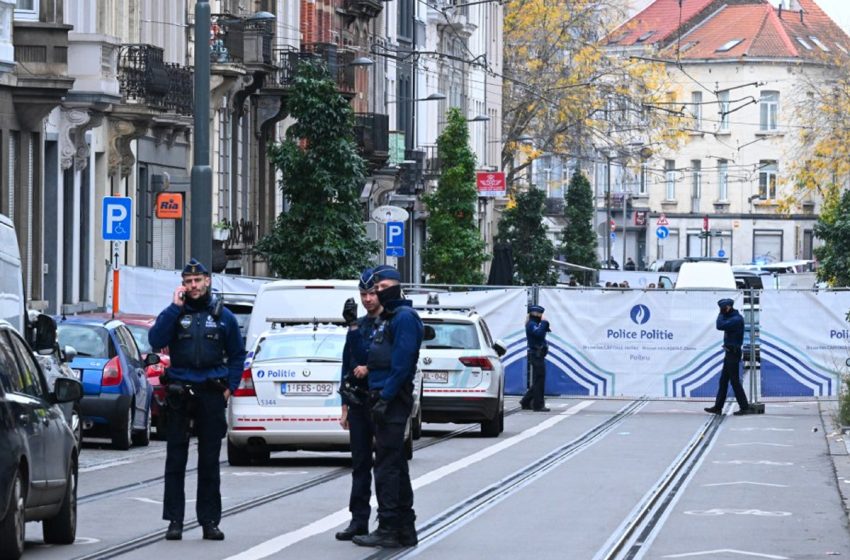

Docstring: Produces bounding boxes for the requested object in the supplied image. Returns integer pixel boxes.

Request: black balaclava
[377,284,402,306]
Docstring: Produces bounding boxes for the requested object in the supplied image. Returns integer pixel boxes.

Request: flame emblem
[630,304,651,325]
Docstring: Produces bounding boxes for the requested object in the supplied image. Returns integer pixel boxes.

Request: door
[116,326,149,428]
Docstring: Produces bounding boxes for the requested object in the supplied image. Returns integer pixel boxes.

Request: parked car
[80,313,170,437]
[56,316,156,449]
[219,292,255,346]
[416,304,507,437]
[0,318,82,560]
[227,319,421,465]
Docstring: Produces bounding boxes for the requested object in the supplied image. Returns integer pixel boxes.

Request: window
[753,230,783,264]
[636,30,655,43]
[8,331,45,399]
[116,327,142,364]
[665,160,676,200]
[836,43,849,54]
[0,332,20,393]
[691,160,701,199]
[14,0,37,21]
[718,159,729,201]
[691,92,702,129]
[658,229,679,259]
[809,36,830,52]
[716,38,743,52]
[759,91,779,131]
[638,162,648,196]
[796,37,813,50]
[718,90,730,131]
[759,161,777,200]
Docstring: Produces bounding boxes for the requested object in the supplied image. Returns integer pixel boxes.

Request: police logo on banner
[630,304,651,325]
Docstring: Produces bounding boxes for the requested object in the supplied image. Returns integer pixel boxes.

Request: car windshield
[254,333,344,362]
[421,322,479,350]
[125,324,153,354]
[57,324,109,358]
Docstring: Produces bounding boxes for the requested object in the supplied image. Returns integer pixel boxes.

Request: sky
[629,0,850,34]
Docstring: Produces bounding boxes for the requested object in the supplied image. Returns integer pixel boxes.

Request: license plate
[423,370,449,383]
[280,382,333,396]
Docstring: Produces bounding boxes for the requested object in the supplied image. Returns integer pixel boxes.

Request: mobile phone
[178,291,185,300]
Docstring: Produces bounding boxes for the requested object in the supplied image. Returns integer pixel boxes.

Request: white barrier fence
[109,267,849,399]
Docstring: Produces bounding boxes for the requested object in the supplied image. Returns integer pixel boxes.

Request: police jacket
[716,308,745,347]
[148,296,246,392]
[526,318,550,356]
[339,315,377,403]
[366,299,423,401]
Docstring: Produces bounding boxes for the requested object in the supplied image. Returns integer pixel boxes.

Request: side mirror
[33,314,58,354]
[493,340,507,358]
[423,326,436,341]
[144,353,161,367]
[53,376,82,403]
[61,345,77,363]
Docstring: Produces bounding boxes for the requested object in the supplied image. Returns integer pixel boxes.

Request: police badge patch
[179,315,192,329]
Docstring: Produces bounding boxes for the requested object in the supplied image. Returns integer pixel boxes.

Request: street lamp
[467,114,490,123]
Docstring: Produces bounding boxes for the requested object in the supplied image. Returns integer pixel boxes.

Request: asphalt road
[20,397,850,560]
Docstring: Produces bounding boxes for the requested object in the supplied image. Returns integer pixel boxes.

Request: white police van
[227,318,422,465]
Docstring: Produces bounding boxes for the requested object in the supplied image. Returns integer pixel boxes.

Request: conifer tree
[560,170,599,269]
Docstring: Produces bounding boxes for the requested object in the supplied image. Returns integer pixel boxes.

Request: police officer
[335,269,382,541]
[352,265,423,549]
[520,304,550,412]
[704,298,752,416]
[148,258,246,541]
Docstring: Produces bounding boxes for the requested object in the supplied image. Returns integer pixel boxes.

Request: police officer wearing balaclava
[704,298,752,416]
[520,304,551,412]
[148,258,246,541]
[335,268,382,541]
[352,265,424,549]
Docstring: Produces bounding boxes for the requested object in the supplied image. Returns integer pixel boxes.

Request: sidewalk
[821,400,850,519]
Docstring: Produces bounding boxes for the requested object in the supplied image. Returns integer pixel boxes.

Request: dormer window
[716,39,743,52]
[636,31,655,43]
[836,43,849,54]
[809,36,830,52]
[796,37,813,50]
[679,41,698,53]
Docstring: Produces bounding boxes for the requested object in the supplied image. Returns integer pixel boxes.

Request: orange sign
[155,192,183,219]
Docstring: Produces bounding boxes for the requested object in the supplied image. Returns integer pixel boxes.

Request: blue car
[56,316,154,449]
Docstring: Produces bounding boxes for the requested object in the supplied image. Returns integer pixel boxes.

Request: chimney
[800,9,803,23]
[778,5,782,18]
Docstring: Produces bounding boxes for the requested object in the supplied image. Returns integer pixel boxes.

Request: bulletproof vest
[366,314,394,371]
[169,302,225,370]
[347,316,377,388]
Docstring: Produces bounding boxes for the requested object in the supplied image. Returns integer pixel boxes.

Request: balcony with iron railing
[354,112,389,168]
[341,0,384,22]
[423,144,441,178]
[118,44,192,115]
[210,13,275,66]
[271,43,356,94]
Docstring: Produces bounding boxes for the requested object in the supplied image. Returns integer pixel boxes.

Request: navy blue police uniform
[353,265,423,549]
[520,304,550,411]
[335,270,379,540]
[148,259,246,540]
[705,298,751,415]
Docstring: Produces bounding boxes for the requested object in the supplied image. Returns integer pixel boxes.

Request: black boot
[165,520,183,541]
[398,524,418,547]
[335,521,368,541]
[704,407,721,414]
[352,526,402,548]
[202,524,225,540]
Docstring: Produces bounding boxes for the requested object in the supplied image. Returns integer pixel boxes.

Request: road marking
[223,400,595,560]
[702,481,788,488]
[684,508,791,517]
[713,460,793,465]
[80,460,132,472]
[663,550,788,559]
[724,442,792,447]
[729,427,793,432]
[229,471,310,477]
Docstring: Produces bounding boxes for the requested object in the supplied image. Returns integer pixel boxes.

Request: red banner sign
[476,171,506,198]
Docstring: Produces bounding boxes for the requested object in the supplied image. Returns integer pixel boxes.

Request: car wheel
[481,404,502,438]
[132,408,151,447]
[412,407,422,440]
[251,448,271,465]
[227,440,251,466]
[112,404,133,450]
[0,469,25,560]
[43,460,77,545]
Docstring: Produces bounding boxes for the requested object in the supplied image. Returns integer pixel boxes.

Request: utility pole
[191,0,212,268]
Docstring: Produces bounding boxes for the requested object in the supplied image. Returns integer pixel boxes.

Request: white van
[0,213,24,333]
[660,261,736,290]
[244,279,362,351]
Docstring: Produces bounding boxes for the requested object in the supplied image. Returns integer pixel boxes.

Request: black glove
[371,398,389,425]
[343,297,358,325]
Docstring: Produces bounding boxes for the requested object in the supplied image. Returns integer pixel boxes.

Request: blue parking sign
[386,221,404,248]
[102,197,132,241]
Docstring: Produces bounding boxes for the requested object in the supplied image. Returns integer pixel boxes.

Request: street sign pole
[112,241,121,317]
[190,0,213,269]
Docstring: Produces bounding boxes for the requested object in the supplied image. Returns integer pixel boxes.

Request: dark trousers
[521,355,547,409]
[714,346,749,410]
[163,388,227,526]
[373,397,414,530]
[347,403,374,527]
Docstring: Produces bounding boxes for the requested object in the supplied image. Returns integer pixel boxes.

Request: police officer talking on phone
[148,258,246,541]
[335,268,382,541]
[352,265,423,549]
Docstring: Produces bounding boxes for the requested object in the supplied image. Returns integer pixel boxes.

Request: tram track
[71,406,522,560]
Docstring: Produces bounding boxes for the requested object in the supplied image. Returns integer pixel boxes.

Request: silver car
[227,321,421,465]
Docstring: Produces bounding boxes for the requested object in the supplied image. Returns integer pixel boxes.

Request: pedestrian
[624,257,636,271]
[608,257,620,270]
[335,269,382,541]
[148,258,246,541]
[704,298,752,416]
[352,265,423,549]
[520,304,551,412]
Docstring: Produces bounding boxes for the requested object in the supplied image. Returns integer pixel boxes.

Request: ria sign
[477,171,506,198]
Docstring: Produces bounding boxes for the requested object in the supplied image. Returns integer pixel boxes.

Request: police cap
[527,305,545,314]
[359,268,375,291]
[372,265,401,282]
[717,298,734,308]
[182,258,210,276]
